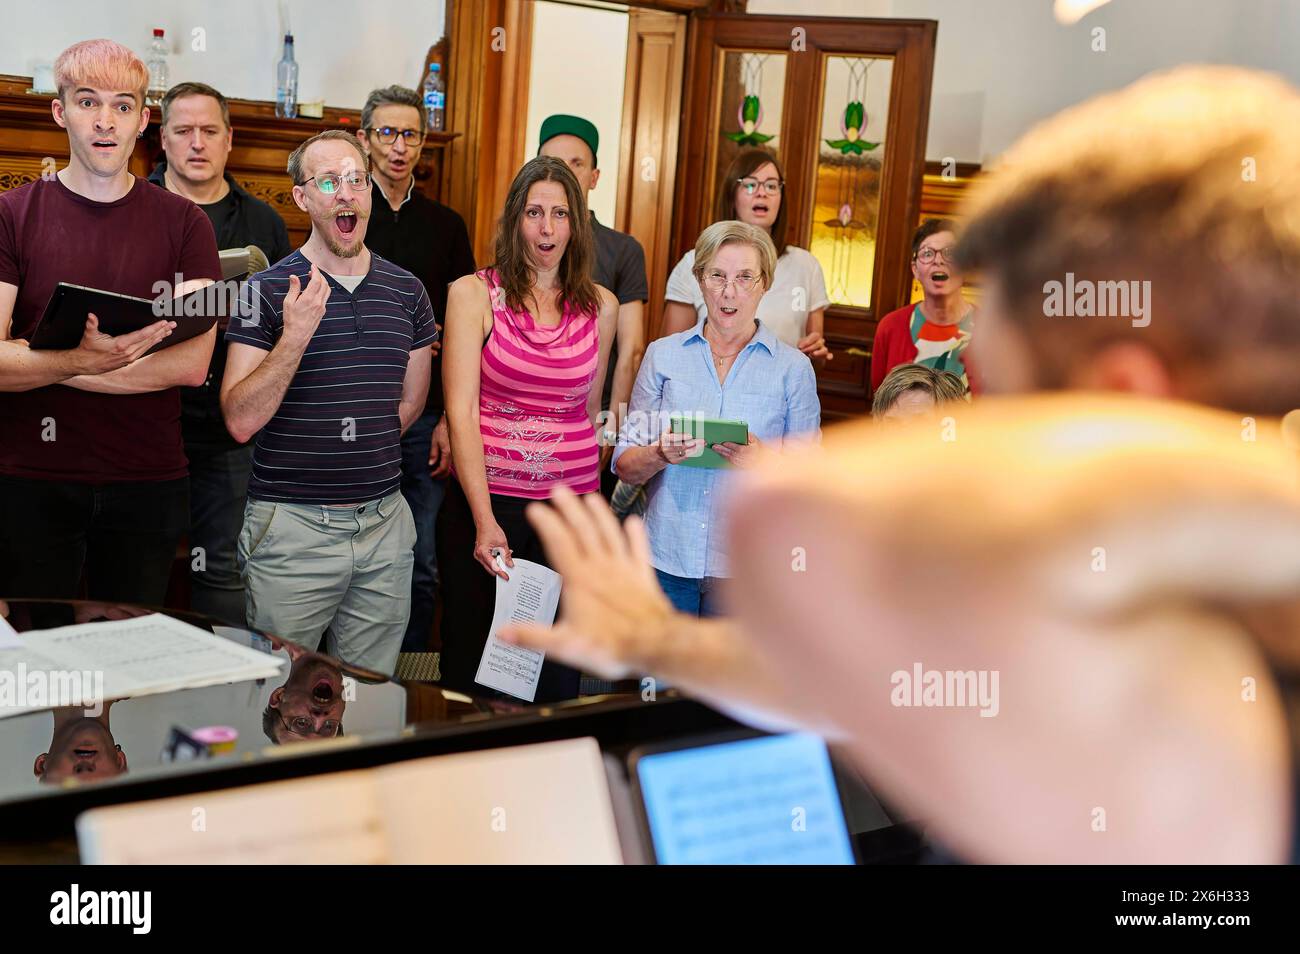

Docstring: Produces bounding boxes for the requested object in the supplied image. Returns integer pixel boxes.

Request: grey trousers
[237,489,415,676]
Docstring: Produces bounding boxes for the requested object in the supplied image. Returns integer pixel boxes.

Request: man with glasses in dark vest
[356,85,476,655]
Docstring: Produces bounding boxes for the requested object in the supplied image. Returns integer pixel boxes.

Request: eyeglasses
[276,710,343,739]
[702,270,761,294]
[303,172,371,195]
[368,126,424,146]
[915,245,957,265]
[737,177,783,197]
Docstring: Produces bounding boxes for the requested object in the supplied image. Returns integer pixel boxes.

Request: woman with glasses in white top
[661,148,832,366]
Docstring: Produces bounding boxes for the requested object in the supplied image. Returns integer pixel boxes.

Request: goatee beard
[324,237,364,258]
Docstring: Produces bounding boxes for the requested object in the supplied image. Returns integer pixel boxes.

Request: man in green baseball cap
[539,114,648,501]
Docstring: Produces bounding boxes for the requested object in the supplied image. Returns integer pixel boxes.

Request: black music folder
[28,282,223,355]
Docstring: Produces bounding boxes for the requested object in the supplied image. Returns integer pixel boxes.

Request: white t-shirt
[665,245,831,348]
[327,272,365,293]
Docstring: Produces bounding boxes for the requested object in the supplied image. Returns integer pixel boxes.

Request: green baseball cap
[538,114,599,168]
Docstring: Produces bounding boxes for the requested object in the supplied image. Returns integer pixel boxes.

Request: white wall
[524,1,629,225]
[747,0,1300,164]
[15,0,1299,163]
[0,0,445,109]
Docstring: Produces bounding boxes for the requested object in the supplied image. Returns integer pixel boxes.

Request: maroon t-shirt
[0,176,221,482]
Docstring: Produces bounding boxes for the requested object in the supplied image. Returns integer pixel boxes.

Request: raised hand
[499,487,676,679]
[281,264,330,347]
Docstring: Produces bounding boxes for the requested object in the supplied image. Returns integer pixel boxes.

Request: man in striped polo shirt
[220,130,436,676]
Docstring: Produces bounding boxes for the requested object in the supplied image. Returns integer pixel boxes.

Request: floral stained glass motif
[808,56,893,310]
[726,54,779,146]
[714,51,786,205]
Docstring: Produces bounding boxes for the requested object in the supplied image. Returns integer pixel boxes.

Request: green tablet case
[669,415,749,469]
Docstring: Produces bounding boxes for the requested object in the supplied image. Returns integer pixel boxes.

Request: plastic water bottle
[146,29,169,107]
[276,34,298,119]
[423,63,445,132]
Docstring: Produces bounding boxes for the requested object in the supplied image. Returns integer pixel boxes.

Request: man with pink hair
[0,39,221,606]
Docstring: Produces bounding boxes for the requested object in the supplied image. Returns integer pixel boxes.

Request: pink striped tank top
[475,267,600,498]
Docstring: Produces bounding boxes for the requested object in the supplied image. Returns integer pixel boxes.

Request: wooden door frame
[445,0,704,271]
[615,8,688,340]
[671,15,937,418]
[444,0,536,265]
[673,14,937,323]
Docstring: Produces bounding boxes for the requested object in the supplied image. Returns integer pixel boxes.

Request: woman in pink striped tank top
[476,265,601,496]
[439,157,617,702]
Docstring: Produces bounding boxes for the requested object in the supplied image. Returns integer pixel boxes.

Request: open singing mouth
[334,209,358,235]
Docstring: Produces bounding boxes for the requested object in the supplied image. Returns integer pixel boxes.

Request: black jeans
[398,410,448,652]
[435,479,581,702]
[0,475,189,606]
[186,443,254,626]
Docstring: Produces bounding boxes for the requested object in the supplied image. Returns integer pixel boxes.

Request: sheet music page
[0,612,22,649]
[78,738,624,865]
[474,557,561,702]
[381,737,624,864]
[77,770,390,864]
[0,613,284,719]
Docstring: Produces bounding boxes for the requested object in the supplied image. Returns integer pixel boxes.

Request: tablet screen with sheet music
[630,731,856,865]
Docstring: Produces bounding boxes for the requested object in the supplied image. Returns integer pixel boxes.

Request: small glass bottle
[276,34,299,119]
[423,63,445,132]
[146,29,169,107]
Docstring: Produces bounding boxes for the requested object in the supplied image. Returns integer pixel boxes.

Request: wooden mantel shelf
[0,74,460,248]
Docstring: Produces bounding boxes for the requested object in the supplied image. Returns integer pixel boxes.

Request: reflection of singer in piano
[34,701,128,785]
[262,641,347,744]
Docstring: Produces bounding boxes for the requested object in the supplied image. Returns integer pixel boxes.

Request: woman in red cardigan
[871,218,979,394]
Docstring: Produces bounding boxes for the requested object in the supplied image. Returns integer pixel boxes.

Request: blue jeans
[187,443,254,625]
[654,568,726,618]
[399,410,448,652]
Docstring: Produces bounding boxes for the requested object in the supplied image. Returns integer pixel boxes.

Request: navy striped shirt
[226,250,437,503]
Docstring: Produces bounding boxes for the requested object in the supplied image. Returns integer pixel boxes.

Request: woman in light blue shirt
[613,220,821,616]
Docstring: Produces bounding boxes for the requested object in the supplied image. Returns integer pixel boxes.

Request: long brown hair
[717,147,789,256]
[493,156,599,315]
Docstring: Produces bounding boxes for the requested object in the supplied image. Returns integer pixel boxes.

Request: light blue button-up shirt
[613,318,821,579]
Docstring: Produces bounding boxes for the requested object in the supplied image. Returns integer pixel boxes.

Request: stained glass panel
[808,56,893,309]
[714,51,787,209]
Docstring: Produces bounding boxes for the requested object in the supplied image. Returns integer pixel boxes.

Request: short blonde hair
[871,364,967,417]
[692,220,777,290]
[54,39,149,105]
[959,65,1300,414]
